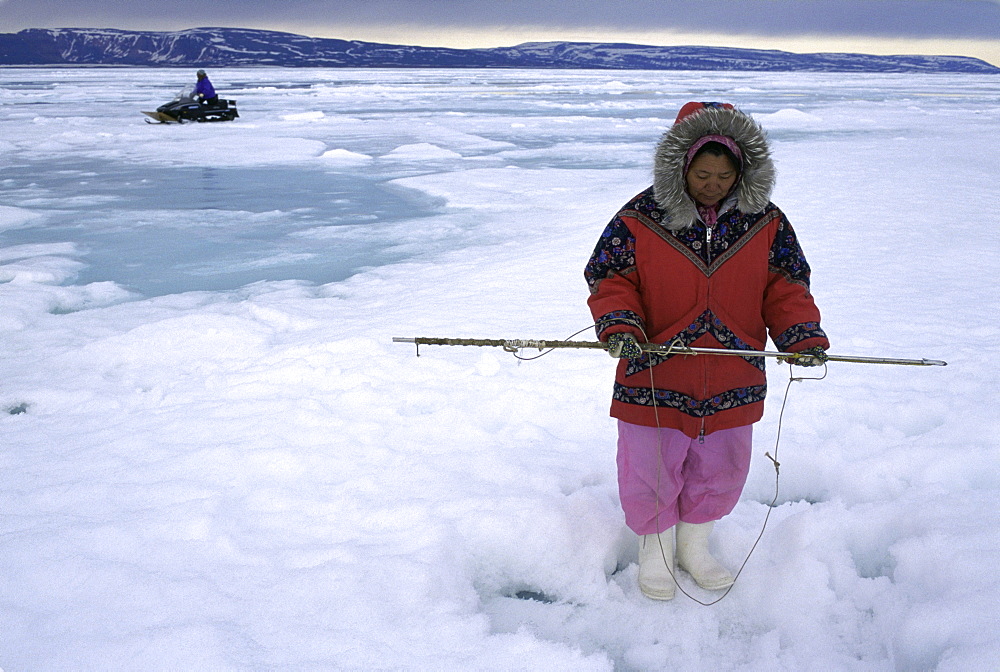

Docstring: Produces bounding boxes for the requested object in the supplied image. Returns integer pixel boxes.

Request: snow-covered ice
[1,67,998,670]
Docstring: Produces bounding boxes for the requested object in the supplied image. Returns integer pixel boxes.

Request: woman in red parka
[584,102,829,600]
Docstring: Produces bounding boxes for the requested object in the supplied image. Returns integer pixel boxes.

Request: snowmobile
[142,87,239,124]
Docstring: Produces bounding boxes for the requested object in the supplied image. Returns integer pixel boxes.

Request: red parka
[585,104,829,439]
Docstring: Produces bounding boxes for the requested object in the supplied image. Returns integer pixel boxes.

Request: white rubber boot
[675,521,735,590]
[638,529,676,600]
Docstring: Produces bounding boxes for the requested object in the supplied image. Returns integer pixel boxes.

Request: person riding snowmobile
[194,69,218,106]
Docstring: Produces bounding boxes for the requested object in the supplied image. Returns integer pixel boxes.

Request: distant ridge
[1,27,997,73]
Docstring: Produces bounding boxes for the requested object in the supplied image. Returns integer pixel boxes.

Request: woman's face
[685,153,738,208]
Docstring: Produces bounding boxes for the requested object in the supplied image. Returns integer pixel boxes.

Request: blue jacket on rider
[194,71,216,102]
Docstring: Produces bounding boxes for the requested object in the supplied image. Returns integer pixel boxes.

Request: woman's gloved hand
[608,333,643,359]
[787,346,828,367]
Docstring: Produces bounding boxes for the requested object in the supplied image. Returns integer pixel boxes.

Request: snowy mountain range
[1,26,998,73]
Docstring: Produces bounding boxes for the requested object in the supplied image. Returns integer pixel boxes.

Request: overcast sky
[2,0,999,65]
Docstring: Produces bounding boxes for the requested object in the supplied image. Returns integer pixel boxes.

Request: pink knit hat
[684,134,743,174]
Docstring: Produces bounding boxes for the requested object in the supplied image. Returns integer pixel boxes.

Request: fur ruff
[653,107,775,231]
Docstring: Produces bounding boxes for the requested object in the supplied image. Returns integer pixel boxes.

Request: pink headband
[684,134,743,174]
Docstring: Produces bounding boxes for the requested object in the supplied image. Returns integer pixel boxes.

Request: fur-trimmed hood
[653,104,775,231]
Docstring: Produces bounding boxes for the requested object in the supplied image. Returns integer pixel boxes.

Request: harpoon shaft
[391,337,946,366]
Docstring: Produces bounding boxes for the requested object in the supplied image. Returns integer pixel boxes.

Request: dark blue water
[0,158,442,296]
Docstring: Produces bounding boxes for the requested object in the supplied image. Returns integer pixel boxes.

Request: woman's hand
[786,346,828,367]
[608,333,643,359]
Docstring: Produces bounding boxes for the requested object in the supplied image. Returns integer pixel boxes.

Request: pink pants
[616,420,753,535]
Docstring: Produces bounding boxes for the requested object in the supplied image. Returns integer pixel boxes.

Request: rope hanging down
[394,332,945,604]
[392,336,947,367]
